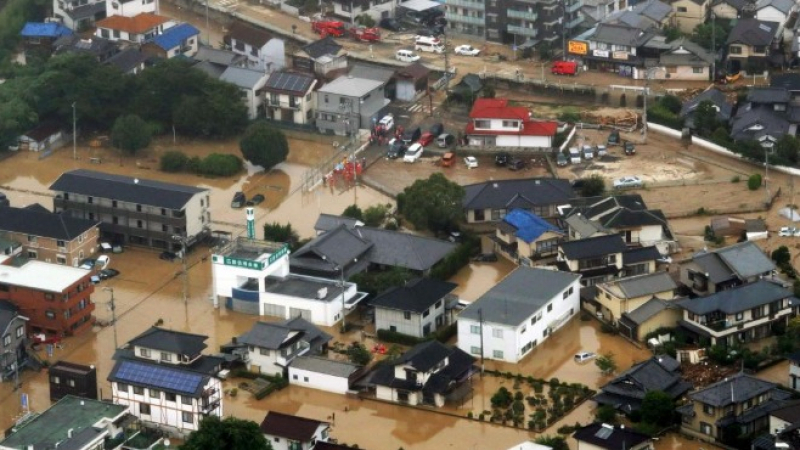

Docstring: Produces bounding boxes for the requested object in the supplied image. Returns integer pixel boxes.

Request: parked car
[378,114,395,131]
[596,144,608,157]
[624,141,636,155]
[551,60,578,75]
[404,143,424,163]
[430,123,444,136]
[779,226,800,237]
[418,132,435,146]
[159,251,178,261]
[582,145,594,160]
[231,191,246,208]
[379,18,403,31]
[472,253,498,262]
[495,152,509,166]
[574,352,597,363]
[441,152,455,167]
[568,147,581,164]
[608,130,620,146]
[79,258,97,270]
[401,127,422,145]
[99,268,120,280]
[396,49,421,62]
[436,133,455,148]
[507,157,525,170]
[464,156,478,169]
[250,194,265,205]
[96,255,110,270]
[613,176,643,189]
[387,138,407,159]
[454,44,480,56]
[556,152,568,166]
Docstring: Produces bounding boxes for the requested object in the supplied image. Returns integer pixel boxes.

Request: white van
[396,49,421,62]
[415,36,444,53]
[404,143,424,163]
[568,147,581,164]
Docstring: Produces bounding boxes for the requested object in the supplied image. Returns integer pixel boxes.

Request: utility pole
[173,235,188,305]
[642,75,648,145]
[478,308,484,377]
[206,0,210,46]
[765,147,770,205]
[103,287,118,350]
[562,0,567,58]
[72,102,77,160]
[443,29,450,91]
[711,12,716,81]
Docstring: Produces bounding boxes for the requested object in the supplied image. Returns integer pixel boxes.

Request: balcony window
[165,392,176,402]
[137,220,143,229]
[27,235,37,243]
[149,389,160,398]
[140,404,151,415]
[182,395,192,405]
[182,412,193,423]
[161,352,172,362]
[474,119,490,129]
[134,386,144,395]
[139,348,151,357]
[470,325,480,334]
[117,382,129,393]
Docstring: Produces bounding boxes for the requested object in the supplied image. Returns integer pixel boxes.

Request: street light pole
[103,287,118,350]
[72,102,77,160]
[340,265,346,333]
[172,235,188,305]
[711,12,716,81]
[765,147,770,204]
[205,0,210,46]
[562,1,567,58]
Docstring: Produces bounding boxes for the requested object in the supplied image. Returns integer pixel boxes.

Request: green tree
[239,122,289,170]
[535,436,569,450]
[349,267,413,297]
[342,204,364,221]
[491,387,513,408]
[111,114,152,155]
[595,405,618,424]
[263,222,300,249]
[355,13,376,27]
[397,173,465,234]
[640,391,675,426]
[663,26,682,42]
[736,140,766,162]
[363,204,390,227]
[747,173,762,191]
[347,343,372,365]
[181,416,272,450]
[691,21,729,54]
[775,135,800,166]
[595,352,617,375]
[578,174,606,197]
[658,95,683,115]
[160,150,189,172]
[772,246,791,266]
[200,153,242,177]
[693,100,719,136]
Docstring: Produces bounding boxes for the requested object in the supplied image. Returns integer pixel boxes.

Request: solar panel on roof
[115,360,204,395]
[595,425,614,439]
[759,24,772,32]
[268,72,310,92]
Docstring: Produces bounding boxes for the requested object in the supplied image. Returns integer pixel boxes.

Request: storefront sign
[593,49,609,58]
[223,257,265,271]
[613,51,629,60]
[568,40,588,55]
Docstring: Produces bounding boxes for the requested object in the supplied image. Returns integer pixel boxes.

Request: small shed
[288,356,363,394]
[395,62,430,102]
[18,122,64,152]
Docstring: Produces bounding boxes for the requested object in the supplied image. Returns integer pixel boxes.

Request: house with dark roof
[293,36,346,77]
[676,279,792,348]
[457,267,581,363]
[618,297,682,341]
[725,19,780,74]
[462,178,574,227]
[105,47,148,75]
[371,340,475,407]
[658,37,713,80]
[492,208,564,265]
[226,316,331,377]
[52,0,106,31]
[680,89,733,130]
[313,213,364,234]
[573,423,653,450]
[753,400,800,450]
[291,221,457,278]
[560,194,676,255]
[108,327,223,435]
[731,86,800,146]
[52,34,120,62]
[679,373,793,443]
[678,241,776,295]
[465,98,557,148]
[372,278,457,338]
[557,234,630,286]
[224,20,285,72]
[790,351,800,392]
[49,360,98,401]
[95,13,172,43]
[594,355,691,413]
[395,62,430,102]
[220,66,269,120]
[0,205,99,267]
[577,22,657,73]
[264,70,318,125]
[17,121,65,152]
[594,271,677,325]
[259,411,330,450]
[755,0,796,38]
[349,62,396,98]
[0,395,129,450]
[0,301,28,384]
[287,356,363,394]
[20,22,73,52]
[51,169,211,249]
[771,73,800,104]
[141,22,200,59]
[315,75,390,134]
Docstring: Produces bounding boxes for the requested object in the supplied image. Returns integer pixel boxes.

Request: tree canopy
[111,114,151,154]
[640,390,675,426]
[239,122,290,170]
[693,100,720,137]
[396,173,464,234]
[180,416,272,450]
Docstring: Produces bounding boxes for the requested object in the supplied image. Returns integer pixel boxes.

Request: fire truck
[349,26,381,42]
[311,20,346,37]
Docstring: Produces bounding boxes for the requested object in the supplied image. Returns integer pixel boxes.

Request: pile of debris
[581,107,639,129]
[681,361,739,389]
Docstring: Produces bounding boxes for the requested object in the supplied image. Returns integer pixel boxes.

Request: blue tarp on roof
[20,22,73,38]
[504,208,560,243]
[149,23,200,51]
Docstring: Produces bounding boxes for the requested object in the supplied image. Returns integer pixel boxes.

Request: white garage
[288,356,363,395]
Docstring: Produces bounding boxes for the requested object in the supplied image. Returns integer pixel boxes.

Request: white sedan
[464,156,478,168]
[613,176,643,189]
[454,44,481,56]
[779,226,800,237]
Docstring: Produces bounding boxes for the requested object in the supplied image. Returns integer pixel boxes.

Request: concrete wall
[288,366,350,394]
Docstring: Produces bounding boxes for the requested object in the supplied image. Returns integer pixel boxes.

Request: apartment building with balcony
[679,241,776,296]
[108,327,223,437]
[0,256,95,337]
[264,71,317,125]
[53,0,107,30]
[50,169,210,250]
[0,205,99,267]
[445,0,485,39]
[677,280,792,348]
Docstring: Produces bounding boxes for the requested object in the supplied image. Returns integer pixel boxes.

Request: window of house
[568,287,574,295]
[4,335,12,346]
[27,235,37,243]
[753,46,766,53]
[293,374,298,380]
[149,389,160,398]
[474,120,490,129]
[700,422,712,435]
[136,204,142,212]
[422,309,430,318]
[182,395,192,405]
[112,216,119,225]
[693,67,703,74]
[56,240,66,248]
[493,350,504,359]
[51,375,61,384]
[703,404,715,415]
[304,377,309,382]
[474,209,485,221]
[404,311,411,320]
[260,348,269,355]
[45,310,56,320]
[131,386,143,395]
[88,197,94,204]
[88,213,94,220]
[117,382,129,393]
[57,256,67,265]
[470,325,480,334]
[137,220,143,229]
[729,45,742,55]
[735,312,744,321]
[492,329,503,338]
[434,300,442,309]
[67,378,75,387]
[160,352,171,362]
[563,290,569,299]
[27,250,37,259]
[140,403,151,415]
[165,392,176,402]
[531,316,537,325]
[491,209,505,220]
[63,310,71,319]
[470,346,481,354]
[677,6,687,11]
[502,120,519,128]
[520,325,526,334]
[547,304,553,312]
[162,224,168,232]
[139,348,151,357]
[16,326,23,338]
[182,412,193,423]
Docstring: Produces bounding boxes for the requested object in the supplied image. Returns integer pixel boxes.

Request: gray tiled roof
[596,355,691,411]
[632,0,673,22]
[265,71,315,94]
[592,23,655,46]
[460,267,580,326]
[238,317,331,350]
[680,89,733,128]
[727,19,779,46]
[565,214,608,238]
[313,213,363,232]
[349,63,396,83]
[756,0,794,14]
[606,272,677,299]
[623,297,675,324]
[771,73,800,91]
[352,227,457,272]
[290,356,361,377]
[559,234,627,260]
[748,87,791,104]
[318,76,383,97]
[677,279,790,315]
[715,241,776,279]
[127,327,208,356]
[0,206,98,241]
[463,178,573,211]
[689,373,776,407]
[371,278,457,313]
[660,38,714,66]
[194,46,245,66]
[291,225,374,271]
[301,36,342,59]
[105,47,147,73]
[731,107,790,143]
[220,66,267,89]
[623,246,661,265]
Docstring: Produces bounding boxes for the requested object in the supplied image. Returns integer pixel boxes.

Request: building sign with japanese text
[613,51,629,60]
[593,49,609,58]
[568,40,588,55]
[222,257,265,271]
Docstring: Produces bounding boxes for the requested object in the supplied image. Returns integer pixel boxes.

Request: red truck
[551,60,578,76]
[350,26,381,42]
[311,20,346,37]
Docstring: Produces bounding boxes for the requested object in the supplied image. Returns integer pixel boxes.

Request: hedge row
[160,150,242,177]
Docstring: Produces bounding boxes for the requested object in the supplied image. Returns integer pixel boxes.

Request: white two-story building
[108,327,223,437]
[465,98,557,148]
[105,0,156,18]
[457,267,581,363]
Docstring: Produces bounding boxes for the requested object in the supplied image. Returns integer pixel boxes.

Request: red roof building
[466,98,557,148]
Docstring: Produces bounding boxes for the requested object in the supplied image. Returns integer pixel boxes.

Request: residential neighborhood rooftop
[462,178,573,211]
[573,423,652,450]
[371,278,457,313]
[317,76,383,97]
[149,23,199,51]
[259,411,328,441]
[237,317,331,350]
[95,13,170,34]
[501,209,562,243]
[125,327,208,356]
[291,356,362,377]
[559,234,627,260]
[0,205,98,240]
[599,272,677,299]
[0,260,90,293]
[677,280,790,315]
[689,373,777,407]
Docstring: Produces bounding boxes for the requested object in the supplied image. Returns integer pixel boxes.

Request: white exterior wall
[288,366,350,394]
[790,361,800,391]
[165,34,199,58]
[755,7,787,30]
[266,80,317,124]
[265,424,328,450]
[259,282,358,326]
[105,0,156,17]
[112,377,222,433]
[211,252,290,299]
[246,347,283,376]
[183,192,209,239]
[233,39,286,72]
[375,385,422,405]
[54,0,106,29]
[495,135,551,147]
[332,0,399,21]
[456,278,581,363]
